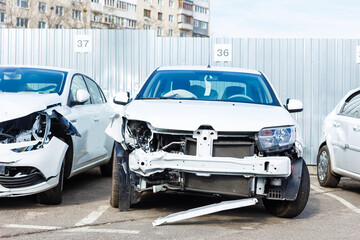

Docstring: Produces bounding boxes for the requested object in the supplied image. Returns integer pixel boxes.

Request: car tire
[100,148,114,177]
[263,160,310,218]
[37,161,65,205]
[317,145,340,187]
[110,143,131,211]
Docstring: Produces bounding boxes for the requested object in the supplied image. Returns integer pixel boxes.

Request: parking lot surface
[1,167,360,240]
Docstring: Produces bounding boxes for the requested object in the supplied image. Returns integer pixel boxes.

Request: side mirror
[76,89,90,103]
[285,99,303,113]
[113,91,130,105]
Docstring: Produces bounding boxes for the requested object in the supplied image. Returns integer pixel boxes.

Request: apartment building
[0,0,5,28]
[90,0,137,29]
[2,0,91,29]
[0,0,210,37]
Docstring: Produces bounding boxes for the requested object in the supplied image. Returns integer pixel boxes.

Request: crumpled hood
[124,100,296,132]
[0,93,62,122]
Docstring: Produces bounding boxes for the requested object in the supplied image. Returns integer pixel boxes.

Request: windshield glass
[137,70,280,106]
[0,67,67,95]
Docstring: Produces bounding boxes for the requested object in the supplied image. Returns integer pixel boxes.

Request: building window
[104,14,114,24]
[91,12,101,22]
[144,0,152,2]
[179,14,192,24]
[168,29,173,37]
[91,0,99,2]
[144,9,151,18]
[56,6,63,16]
[169,0,174,8]
[179,1,193,11]
[105,0,115,7]
[158,12,162,21]
[127,19,136,28]
[73,0,82,2]
[17,0,28,8]
[72,10,82,20]
[39,2,46,13]
[16,17,28,28]
[158,0,163,5]
[169,15,173,23]
[157,27,162,36]
[201,21,208,29]
[56,24,63,29]
[0,12,5,23]
[194,5,209,15]
[194,19,199,27]
[180,32,186,37]
[38,21,46,28]
[143,24,150,30]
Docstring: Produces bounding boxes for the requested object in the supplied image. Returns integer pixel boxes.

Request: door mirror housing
[114,92,130,105]
[76,89,90,103]
[285,99,303,113]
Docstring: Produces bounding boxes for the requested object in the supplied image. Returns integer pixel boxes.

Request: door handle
[94,117,100,122]
[353,125,360,132]
[333,121,340,128]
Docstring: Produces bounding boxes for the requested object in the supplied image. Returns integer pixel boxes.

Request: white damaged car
[107,66,310,218]
[0,66,115,204]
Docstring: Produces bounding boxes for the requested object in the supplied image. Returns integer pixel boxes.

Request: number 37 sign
[74,35,92,53]
[214,44,232,62]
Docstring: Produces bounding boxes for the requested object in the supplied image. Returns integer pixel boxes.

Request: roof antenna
[207,38,211,68]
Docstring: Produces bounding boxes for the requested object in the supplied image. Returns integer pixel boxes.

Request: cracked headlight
[257,126,296,152]
[125,120,153,151]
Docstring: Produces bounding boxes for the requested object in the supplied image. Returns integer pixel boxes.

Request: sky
[210,0,360,38]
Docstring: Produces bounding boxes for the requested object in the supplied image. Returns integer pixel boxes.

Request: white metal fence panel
[1,29,359,164]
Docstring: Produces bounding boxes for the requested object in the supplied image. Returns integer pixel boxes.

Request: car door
[83,75,115,161]
[66,74,96,170]
[339,92,360,174]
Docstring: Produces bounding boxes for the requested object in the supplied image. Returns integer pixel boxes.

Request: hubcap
[318,151,328,181]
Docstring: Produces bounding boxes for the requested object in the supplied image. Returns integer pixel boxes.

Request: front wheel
[263,160,310,218]
[317,145,340,187]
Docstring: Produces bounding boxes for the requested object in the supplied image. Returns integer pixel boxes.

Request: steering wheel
[163,89,198,99]
[227,94,254,102]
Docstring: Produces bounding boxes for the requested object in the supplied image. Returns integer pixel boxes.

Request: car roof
[157,66,261,75]
[0,65,83,74]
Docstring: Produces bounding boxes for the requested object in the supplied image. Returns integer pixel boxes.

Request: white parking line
[75,205,109,227]
[3,224,139,234]
[3,224,61,230]
[311,184,360,214]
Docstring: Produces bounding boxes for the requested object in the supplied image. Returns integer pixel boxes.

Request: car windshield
[137,70,280,106]
[0,67,67,95]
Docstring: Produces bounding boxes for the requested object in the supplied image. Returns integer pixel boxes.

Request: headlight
[125,120,152,151]
[257,126,296,152]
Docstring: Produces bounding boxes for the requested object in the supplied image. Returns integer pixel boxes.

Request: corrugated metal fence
[1,29,360,164]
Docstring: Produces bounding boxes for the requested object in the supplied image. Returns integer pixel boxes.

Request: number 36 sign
[74,35,92,53]
[214,44,232,62]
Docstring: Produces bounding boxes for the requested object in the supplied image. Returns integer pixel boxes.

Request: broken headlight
[125,120,153,151]
[257,126,296,153]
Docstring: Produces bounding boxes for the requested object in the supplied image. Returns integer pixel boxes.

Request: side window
[84,76,105,104]
[341,92,360,118]
[69,74,91,106]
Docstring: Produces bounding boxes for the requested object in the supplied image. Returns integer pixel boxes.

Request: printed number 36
[217,49,229,57]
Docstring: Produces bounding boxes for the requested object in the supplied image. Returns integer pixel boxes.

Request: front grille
[0,172,45,188]
[185,137,255,158]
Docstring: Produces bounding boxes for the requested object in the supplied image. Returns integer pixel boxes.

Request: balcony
[178,23,193,31]
[178,8,193,16]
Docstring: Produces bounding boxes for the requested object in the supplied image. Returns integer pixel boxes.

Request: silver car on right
[317,87,360,187]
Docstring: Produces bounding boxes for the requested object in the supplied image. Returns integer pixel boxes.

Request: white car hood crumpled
[0,93,62,122]
[124,100,296,132]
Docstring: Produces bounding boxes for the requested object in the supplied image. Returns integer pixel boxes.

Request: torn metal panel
[152,198,258,226]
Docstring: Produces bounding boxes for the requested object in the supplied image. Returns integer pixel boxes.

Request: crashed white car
[0,66,115,204]
[317,87,360,187]
[108,66,310,218]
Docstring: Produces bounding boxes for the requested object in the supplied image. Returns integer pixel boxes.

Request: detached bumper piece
[153,198,258,226]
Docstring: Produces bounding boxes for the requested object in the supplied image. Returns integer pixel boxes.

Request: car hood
[124,100,296,132]
[0,93,62,122]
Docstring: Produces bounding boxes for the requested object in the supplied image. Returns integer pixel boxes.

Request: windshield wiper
[140,97,174,100]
